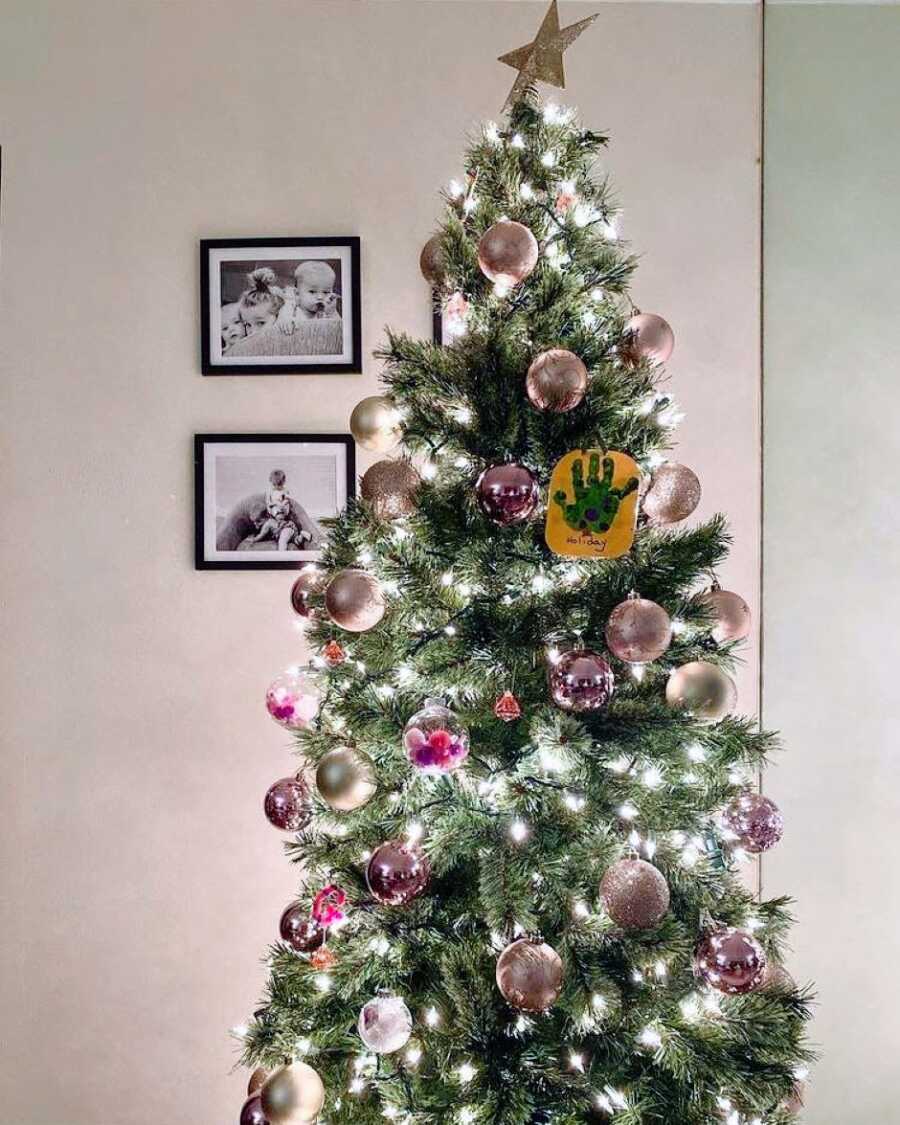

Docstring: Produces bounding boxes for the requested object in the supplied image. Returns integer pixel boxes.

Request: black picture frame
[194,433,355,570]
[200,237,362,375]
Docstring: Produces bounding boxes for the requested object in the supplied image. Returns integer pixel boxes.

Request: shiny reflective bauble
[419,234,445,288]
[357,993,413,1054]
[366,839,431,906]
[477,220,539,287]
[665,661,736,722]
[475,463,540,526]
[642,462,701,525]
[694,927,767,995]
[325,568,386,632]
[496,938,564,1012]
[260,1062,325,1125]
[525,349,588,413]
[549,648,615,712]
[701,588,752,644]
[403,700,469,773]
[721,791,784,854]
[605,596,672,664]
[600,858,670,930]
[248,1068,270,1096]
[279,904,326,953]
[360,459,420,521]
[621,312,675,365]
[265,668,324,731]
[264,776,313,832]
[349,395,402,453]
[315,747,377,812]
[290,567,325,618]
[240,1093,269,1125]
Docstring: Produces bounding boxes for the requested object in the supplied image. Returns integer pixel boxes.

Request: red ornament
[309,946,337,971]
[322,640,346,667]
[494,691,522,722]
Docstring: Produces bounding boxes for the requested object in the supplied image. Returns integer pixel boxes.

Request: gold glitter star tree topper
[499,0,599,110]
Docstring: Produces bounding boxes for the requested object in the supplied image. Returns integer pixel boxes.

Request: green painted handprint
[553,452,639,534]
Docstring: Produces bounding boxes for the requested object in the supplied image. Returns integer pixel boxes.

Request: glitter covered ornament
[666,661,736,722]
[476,463,540,526]
[316,747,377,812]
[260,1062,325,1125]
[525,348,588,413]
[366,839,431,906]
[621,312,674,365]
[321,639,346,667]
[642,462,701,525]
[694,927,767,995]
[360,459,420,521]
[325,568,386,632]
[477,219,539,287]
[494,690,522,722]
[349,395,402,453]
[279,904,325,953]
[290,567,325,618]
[600,858,670,930]
[248,1068,270,1097]
[700,587,752,645]
[721,791,784,854]
[496,938,564,1012]
[403,700,469,773]
[264,776,313,832]
[419,234,445,288]
[605,594,672,664]
[240,1094,269,1125]
[549,648,614,712]
[265,668,323,731]
[357,993,413,1054]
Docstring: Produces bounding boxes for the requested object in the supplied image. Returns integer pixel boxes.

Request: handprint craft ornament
[545,449,640,558]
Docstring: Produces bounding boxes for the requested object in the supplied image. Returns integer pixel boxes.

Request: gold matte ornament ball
[325,568,386,632]
[349,395,402,453]
[496,938,564,1012]
[360,459,421,520]
[316,746,377,812]
[666,660,736,722]
[419,234,445,288]
[600,858,670,930]
[477,220,539,288]
[700,587,752,644]
[525,349,588,413]
[260,1062,325,1125]
[642,462,701,525]
[605,595,672,664]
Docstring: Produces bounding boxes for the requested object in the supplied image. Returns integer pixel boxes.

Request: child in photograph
[220,302,246,348]
[250,467,317,551]
[276,261,340,334]
[235,267,285,339]
[265,468,289,508]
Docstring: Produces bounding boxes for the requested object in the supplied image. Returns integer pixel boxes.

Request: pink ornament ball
[477,220,539,288]
[366,839,431,906]
[403,701,469,773]
[265,668,323,731]
[263,776,313,832]
[621,312,674,365]
[605,595,672,664]
[549,648,614,712]
[701,587,752,645]
[721,791,784,854]
[694,927,767,995]
[476,463,540,527]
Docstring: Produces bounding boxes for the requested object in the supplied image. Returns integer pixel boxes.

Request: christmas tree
[240,91,813,1125]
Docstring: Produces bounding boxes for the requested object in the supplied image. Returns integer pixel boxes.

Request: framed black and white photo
[200,237,361,375]
[194,434,355,570]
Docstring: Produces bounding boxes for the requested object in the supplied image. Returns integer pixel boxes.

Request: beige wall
[763,6,900,1121]
[0,2,761,1121]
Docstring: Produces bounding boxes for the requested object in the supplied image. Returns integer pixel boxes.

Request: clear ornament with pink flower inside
[265,667,324,731]
[402,699,469,773]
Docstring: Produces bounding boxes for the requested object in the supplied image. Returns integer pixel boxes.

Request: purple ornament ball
[366,839,431,906]
[263,776,313,832]
[549,649,614,712]
[721,791,784,854]
[694,927,766,995]
[279,903,325,953]
[240,1094,269,1125]
[476,463,540,526]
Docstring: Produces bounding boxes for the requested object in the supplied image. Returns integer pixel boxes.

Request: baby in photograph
[220,302,246,348]
[277,261,341,334]
[220,263,342,358]
[250,468,314,551]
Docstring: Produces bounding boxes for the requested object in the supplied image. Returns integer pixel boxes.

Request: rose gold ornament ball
[525,348,588,413]
[622,312,674,365]
[642,462,701,525]
[605,596,672,664]
[261,1062,326,1125]
[290,566,325,618]
[666,661,736,722]
[600,858,670,930]
[701,587,752,644]
[477,220,539,287]
[419,234,445,288]
[360,459,421,521]
[496,938,564,1012]
[247,1067,270,1096]
[325,568,386,632]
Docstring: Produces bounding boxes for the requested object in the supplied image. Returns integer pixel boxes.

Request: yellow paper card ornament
[545,449,640,559]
